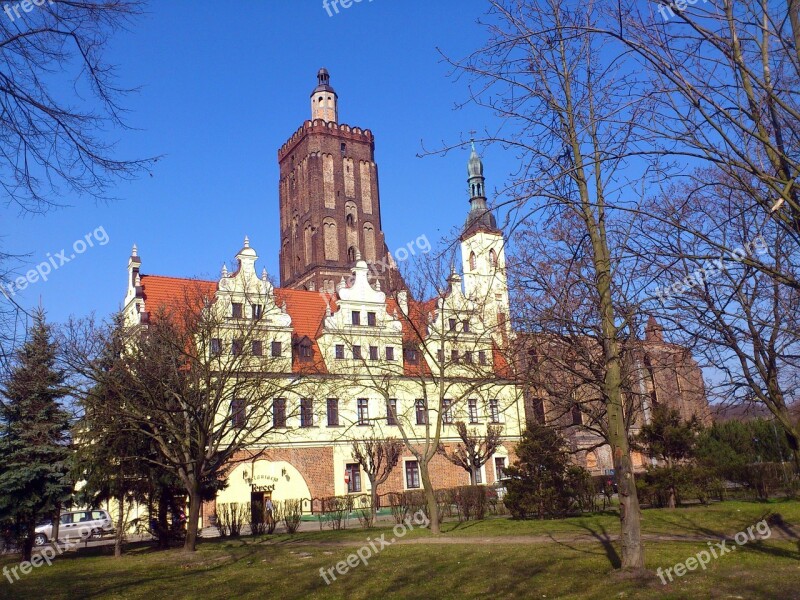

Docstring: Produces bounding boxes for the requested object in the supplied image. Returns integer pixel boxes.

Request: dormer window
[404,345,419,364]
[295,337,313,361]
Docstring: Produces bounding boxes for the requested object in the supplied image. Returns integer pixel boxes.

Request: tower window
[346,213,355,227]
[348,247,357,262]
[489,248,498,268]
[469,252,477,271]
[341,143,346,155]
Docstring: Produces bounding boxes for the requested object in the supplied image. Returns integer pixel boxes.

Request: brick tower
[277,68,395,293]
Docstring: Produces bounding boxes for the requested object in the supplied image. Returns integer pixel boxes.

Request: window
[352,345,362,360]
[252,304,264,319]
[369,346,379,361]
[442,399,453,424]
[341,142,347,156]
[357,398,369,425]
[464,351,473,364]
[346,463,361,493]
[273,398,287,428]
[469,252,477,271]
[335,344,345,360]
[231,339,243,356]
[489,248,498,268]
[489,399,500,423]
[231,399,246,429]
[415,399,427,425]
[211,338,222,355]
[327,398,339,427]
[387,399,398,425]
[252,340,263,356]
[271,341,282,357]
[495,457,507,481]
[298,342,313,360]
[351,311,361,325]
[449,318,457,332]
[469,399,479,423]
[475,467,483,484]
[386,346,395,361]
[462,320,470,333]
[478,350,487,365]
[405,460,421,489]
[404,346,419,363]
[232,302,243,318]
[367,312,377,326]
[346,213,355,227]
[437,349,444,364]
[571,404,583,426]
[451,349,459,364]
[301,399,313,428]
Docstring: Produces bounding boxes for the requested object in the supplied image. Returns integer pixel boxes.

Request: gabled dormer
[318,254,403,374]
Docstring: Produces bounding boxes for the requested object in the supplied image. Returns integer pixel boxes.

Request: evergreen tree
[0,311,71,561]
[504,423,584,519]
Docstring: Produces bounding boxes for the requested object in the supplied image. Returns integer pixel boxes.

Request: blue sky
[1,0,511,325]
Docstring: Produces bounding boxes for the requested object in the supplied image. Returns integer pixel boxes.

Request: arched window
[348,246,357,262]
[469,251,477,271]
[346,213,354,227]
[489,248,498,268]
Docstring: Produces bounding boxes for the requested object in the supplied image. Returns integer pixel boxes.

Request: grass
[2,500,799,600]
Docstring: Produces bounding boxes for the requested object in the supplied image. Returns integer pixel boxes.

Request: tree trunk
[51,505,61,544]
[22,521,34,562]
[370,477,379,524]
[419,461,440,534]
[114,494,125,558]
[183,486,202,552]
[157,493,169,550]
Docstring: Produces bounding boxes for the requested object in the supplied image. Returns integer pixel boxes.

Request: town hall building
[121,69,709,526]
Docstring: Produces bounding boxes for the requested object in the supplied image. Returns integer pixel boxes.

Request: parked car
[34,510,114,546]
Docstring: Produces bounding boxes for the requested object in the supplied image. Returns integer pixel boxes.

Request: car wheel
[89,528,102,540]
[34,533,47,546]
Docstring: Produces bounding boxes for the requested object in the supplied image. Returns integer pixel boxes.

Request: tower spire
[463,142,498,237]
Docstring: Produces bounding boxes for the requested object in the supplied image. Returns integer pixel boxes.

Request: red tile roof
[137,275,511,379]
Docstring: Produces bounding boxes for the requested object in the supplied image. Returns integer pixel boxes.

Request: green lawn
[2,500,799,600]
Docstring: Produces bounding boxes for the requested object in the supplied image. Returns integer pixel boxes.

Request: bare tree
[0,0,154,369]
[635,172,800,469]
[437,0,652,568]
[606,0,800,290]
[351,436,402,522]
[64,280,302,552]
[438,422,502,486]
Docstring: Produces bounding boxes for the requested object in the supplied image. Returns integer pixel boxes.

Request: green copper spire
[463,140,499,236]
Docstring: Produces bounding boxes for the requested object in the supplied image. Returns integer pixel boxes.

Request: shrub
[320,496,353,530]
[215,502,249,537]
[275,499,303,534]
[451,486,488,521]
